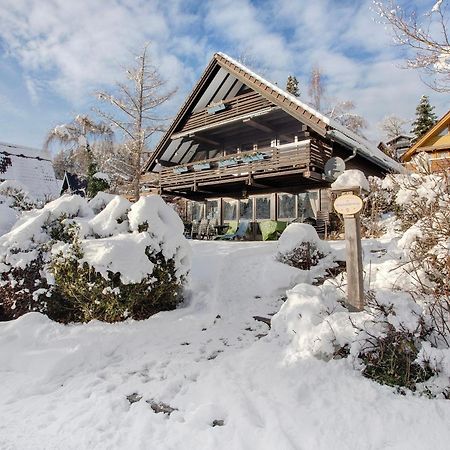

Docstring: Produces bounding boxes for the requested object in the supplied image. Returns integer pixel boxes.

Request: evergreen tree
[86,146,109,198]
[410,95,437,142]
[286,75,300,97]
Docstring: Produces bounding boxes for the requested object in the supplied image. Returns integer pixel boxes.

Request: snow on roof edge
[0,141,51,160]
[216,52,403,173]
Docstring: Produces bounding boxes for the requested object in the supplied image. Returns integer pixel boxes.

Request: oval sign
[334,194,363,215]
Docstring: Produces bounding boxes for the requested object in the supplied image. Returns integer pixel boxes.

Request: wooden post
[333,190,365,311]
[343,213,364,311]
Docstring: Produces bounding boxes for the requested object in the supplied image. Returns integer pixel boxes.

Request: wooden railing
[177,91,274,133]
[158,141,313,189]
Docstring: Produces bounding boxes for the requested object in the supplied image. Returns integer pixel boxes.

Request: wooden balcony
[154,140,326,193]
[176,91,274,134]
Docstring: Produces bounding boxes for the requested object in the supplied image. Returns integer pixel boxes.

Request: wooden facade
[402,110,450,172]
[143,53,400,229]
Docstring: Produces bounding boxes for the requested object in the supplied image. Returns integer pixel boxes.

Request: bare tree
[374,0,450,92]
[379,115,408,139]
[96,44,176,201]
[308,66,325,111]
[328,100,368,136]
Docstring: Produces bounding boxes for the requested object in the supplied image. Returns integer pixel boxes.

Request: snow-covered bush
[360,176,397,237]
[276,223,331,270]
[271,283,449,397]
[0,194,191,323]
[0,180,40,211]
[0,195,93,320]
[359,157,449,340]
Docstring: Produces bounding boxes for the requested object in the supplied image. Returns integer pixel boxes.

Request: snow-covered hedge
[0,194,191,323]
[276,223,331,270]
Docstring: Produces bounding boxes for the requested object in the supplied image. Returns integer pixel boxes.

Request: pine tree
[286,75,300,97]
[410,95,437,142]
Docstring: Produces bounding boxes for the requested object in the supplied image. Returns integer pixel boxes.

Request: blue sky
[0,0,447,151]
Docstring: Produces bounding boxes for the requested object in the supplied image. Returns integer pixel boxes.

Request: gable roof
[144,52,402,173]
[0,141,60,200]
[402,110,450,162]
[61,172,87,196]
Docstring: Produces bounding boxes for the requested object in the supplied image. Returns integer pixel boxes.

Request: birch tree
[327,100,368,136]
[379,115,408,139]
[96,44,175,201]
[374,0,450,92]
[308,66,325,111]
[45,115,113,179]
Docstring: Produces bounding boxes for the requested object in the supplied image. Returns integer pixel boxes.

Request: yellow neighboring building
[402,110,450,172]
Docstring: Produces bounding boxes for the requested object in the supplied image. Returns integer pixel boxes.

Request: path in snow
[1,240,449,450]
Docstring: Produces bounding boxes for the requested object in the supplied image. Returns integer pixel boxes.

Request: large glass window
[255,196,271,220]
[206,200,219,219]
[191,201,204,221]
[297,192,318,221]
[240,198,253,220]
[278,194,296,219]
[223,199,238,221]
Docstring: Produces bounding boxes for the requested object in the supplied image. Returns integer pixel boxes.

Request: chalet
[378,134,413,160]
[0,141,60,201]
[143,53,401,234]
[402,110,450,172]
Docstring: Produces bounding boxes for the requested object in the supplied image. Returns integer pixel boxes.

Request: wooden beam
[242,118,273,133]
[246,173,271,188]
[189,134,220,146]
[156,159,177,167]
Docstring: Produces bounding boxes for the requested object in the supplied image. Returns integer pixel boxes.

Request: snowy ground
[1,240,449,450]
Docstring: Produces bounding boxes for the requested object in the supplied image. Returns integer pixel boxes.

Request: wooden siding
[157,143,314,191]
[215,53,328,137]
[176,91,274,134]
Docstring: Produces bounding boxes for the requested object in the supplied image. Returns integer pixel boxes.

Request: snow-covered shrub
[360,176,397,237]
[354,292,436,392]
[0,195,92,320]
[0,180,39,211]
[0,194,191,323]
[0,203,19,237]
[271,283,449,397]
[276,223,331,270]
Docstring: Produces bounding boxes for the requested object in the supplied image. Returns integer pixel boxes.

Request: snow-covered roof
[0,141,60,201]
[216,52,403,173]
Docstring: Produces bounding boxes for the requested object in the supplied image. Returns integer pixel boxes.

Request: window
[255,196,271,220]
[297,191,318,221]
[190,201,204,221]
[223,199,238,221]
[277,194,296,219]
[206,200,219,219]
[240,199,253,220]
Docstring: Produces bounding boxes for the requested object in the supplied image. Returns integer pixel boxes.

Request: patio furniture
[259,220,288,241]
[206,218,218,239]
[190,220,199,239]
[214,220,239,240]
[198,219,209,239]
[216,220,250,240]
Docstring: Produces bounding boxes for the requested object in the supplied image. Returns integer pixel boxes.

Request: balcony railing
[158,141,313,190]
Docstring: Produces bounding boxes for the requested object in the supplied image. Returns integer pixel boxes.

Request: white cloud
[0,0,447,146]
